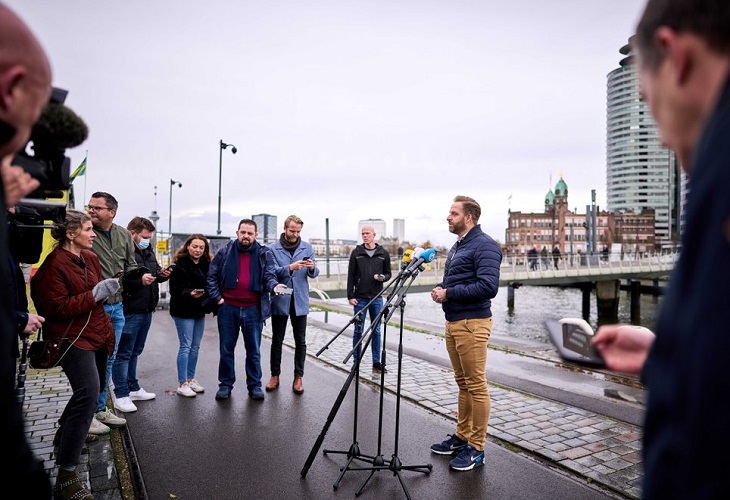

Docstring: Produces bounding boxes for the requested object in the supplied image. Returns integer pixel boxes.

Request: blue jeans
[112,312,153,398]
[217,303,263,393]
[353,297,383,365]
[98,302,125,411]
[172,316,206,384]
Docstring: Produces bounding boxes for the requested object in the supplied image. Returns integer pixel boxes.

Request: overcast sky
[9,0,646,248]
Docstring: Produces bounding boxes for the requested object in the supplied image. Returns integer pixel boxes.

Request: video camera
[9,86,88,264]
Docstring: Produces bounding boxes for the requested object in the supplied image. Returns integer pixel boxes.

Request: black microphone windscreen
[31,102,89,152]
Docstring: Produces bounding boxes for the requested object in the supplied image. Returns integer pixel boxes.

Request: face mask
[138,238,150,250]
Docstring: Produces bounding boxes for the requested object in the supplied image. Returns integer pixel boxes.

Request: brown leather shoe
[292,376,304,395]
[265,375,279,392]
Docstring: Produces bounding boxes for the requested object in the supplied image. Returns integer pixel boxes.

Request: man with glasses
[85,191,136,433]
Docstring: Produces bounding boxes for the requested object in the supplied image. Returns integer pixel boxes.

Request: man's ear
[0,65,25,112]
[656,27,694,86]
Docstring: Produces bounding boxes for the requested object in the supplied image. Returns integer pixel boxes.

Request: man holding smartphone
[111,216,172,413]
[266,215,319,395]
[86,191,136,432]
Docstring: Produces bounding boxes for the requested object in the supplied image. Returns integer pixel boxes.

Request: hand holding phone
[544,318,605,368]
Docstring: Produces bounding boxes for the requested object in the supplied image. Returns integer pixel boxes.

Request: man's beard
[449,221,465,235]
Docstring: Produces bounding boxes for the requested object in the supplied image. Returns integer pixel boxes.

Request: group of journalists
[4,0,730,499]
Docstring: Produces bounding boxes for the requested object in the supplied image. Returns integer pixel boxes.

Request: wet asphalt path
[123,313,620,500]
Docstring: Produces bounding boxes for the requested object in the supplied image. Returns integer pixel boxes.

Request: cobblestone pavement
[21,320,643,499]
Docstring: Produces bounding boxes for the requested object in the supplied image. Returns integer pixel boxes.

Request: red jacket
[31,247,114,354]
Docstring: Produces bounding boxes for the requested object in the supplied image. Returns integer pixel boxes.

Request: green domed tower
[554,176,568,209]
[544,189,555,210]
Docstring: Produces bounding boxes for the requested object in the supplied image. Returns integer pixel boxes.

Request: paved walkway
[20,321,643,499]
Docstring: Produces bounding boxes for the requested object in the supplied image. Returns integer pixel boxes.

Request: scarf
[279,232,301,256]
[223,240,261,292]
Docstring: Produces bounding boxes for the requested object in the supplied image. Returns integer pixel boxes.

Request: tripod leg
[301,364,360,477]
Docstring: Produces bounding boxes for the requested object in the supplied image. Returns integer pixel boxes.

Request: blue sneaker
[448,445,484,471]
[249,387,265,400]
[430,434,468,455]
[215,386,231,400]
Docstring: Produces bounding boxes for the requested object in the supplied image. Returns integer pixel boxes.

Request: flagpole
[83,150,87,206]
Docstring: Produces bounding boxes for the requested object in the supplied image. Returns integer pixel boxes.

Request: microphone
[400,248,414,269]
[404,247,436,273]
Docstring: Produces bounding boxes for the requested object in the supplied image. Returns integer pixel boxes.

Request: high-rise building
[392,218,405,242]
[606,37,683,249]
[252,213,277,245]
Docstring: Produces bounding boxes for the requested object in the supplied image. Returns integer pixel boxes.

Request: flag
[70,156,86,183]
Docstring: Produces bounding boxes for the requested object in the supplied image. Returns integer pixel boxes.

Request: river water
[316,285,662,345]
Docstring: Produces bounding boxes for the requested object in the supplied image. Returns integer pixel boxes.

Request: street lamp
[169,178,182,238]
[217,139,237,235]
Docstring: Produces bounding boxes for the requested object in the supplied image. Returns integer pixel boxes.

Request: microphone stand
[350,265,432,500]
[301,261,413,480]
[301,261,433,498]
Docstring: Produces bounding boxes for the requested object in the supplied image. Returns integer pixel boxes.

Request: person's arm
[346,250,357,304]
[207,250,223,304]
[592,324,655,374]
[381,250,392,282]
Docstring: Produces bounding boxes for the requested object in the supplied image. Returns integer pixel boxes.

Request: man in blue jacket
[266,215,319,395]
[430,195,502,472]
[593,1,730,497]
[207,219,283,401]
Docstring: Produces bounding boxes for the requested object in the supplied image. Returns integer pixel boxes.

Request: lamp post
[217,139,237,235]
[169,178,182,239]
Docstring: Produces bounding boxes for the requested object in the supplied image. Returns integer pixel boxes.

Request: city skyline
[10,1,647,248]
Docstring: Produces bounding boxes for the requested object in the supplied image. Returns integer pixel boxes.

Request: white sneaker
[129,388,156,401]
[88,417,111,435]
[188,379,205,393]
[176,382,196,397]
[114,396,138,413]
[95,407,127,428]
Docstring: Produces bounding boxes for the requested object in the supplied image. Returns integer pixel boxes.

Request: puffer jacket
[439,224,502,322]
[206,240,279,320]
[30,247,114,354]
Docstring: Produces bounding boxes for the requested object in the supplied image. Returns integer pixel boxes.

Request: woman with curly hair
[169,234,213,397]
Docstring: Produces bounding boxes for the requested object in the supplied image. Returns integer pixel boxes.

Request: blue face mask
[138,238,150,250]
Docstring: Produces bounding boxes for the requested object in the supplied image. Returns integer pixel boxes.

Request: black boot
[54,469,93,500]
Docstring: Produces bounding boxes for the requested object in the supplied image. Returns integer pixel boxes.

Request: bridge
[309,250,679,321]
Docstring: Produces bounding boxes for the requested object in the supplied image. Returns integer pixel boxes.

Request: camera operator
[0,2,53,497]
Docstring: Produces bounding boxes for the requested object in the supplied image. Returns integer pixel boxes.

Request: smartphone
[278,286,294,295]
[192,289,205,293]
[544,319,605,368]
[302,257,311,260]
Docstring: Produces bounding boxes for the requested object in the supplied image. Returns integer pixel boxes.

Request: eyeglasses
[85,205,111,212]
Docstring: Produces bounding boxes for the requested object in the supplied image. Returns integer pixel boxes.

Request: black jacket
[169,255,211,319]
[346,244,392,300]
[122,245,167,314]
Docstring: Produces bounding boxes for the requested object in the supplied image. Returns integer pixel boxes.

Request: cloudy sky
[9,0,646,248]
